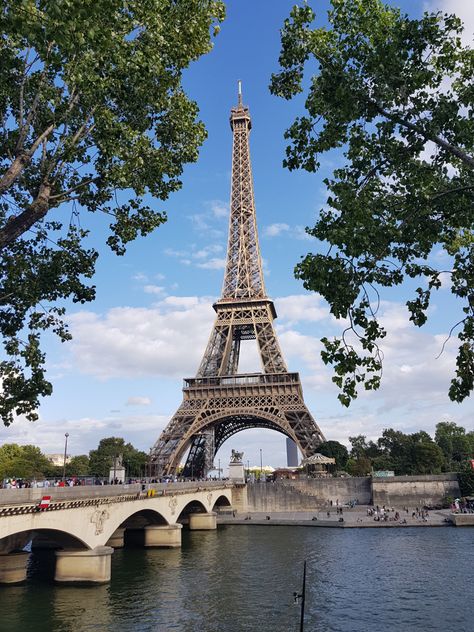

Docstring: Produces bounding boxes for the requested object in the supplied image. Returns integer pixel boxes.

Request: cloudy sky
[1,0,473,469]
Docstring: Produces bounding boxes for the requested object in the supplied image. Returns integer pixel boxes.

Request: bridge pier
[106,527,125,549]
[144,524,182,548]
[0,551,29,584]
[55,546,114,584]
[189,512,217,530]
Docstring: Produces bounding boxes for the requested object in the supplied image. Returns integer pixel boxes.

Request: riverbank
[218,506,455,528]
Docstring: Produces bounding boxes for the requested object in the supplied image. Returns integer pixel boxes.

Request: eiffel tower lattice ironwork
[150,84,325,477]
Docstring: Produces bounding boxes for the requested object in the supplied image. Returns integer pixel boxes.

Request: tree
[0,442,54,478]
[410,442,445,474]
[349,434,380,459]
[458,463,474,496]
[317,440,349,469]
[271,0,474,406]
[435,420,473,465]
[0,0,225,425]
[88,436,147,478]
[67,454,90,476]
[346,456,371,476]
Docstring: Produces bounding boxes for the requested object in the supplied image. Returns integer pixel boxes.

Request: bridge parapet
[0,480,233,507]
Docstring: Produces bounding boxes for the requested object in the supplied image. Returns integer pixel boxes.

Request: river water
[1,525,472,632]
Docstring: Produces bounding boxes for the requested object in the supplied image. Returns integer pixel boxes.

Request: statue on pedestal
[230,450,244,463]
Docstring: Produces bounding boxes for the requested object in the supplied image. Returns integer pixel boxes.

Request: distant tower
[150,85,325,477]
[286,438,299,467]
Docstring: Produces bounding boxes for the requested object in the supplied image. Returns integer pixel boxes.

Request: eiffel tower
[150,84,325,477]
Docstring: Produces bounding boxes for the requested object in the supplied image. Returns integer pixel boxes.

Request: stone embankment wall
[246,477,371,511]
[246,474,461,512]
[283,477,372,505]
[246,481,319,512]
[371,474,460,507]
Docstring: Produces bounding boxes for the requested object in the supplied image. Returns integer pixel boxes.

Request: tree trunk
[0,183,51,249]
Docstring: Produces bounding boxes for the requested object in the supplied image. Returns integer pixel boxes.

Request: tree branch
[431,185,474,200]
[374,103,474,170]
[0,183,51,249]
[0,124,56,194]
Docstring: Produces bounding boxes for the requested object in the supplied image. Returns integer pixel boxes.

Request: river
[1,525,472,632]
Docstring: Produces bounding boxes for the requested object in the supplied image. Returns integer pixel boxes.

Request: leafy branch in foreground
[0,0,225,424]
[271,0,474,405]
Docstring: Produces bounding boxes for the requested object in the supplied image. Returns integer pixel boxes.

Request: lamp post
[247,459,250,480]
[218,458,221,480]
[260,448,263,479]
[62,433,69,482]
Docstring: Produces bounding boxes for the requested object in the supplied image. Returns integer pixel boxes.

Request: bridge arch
[212,495,232,512]
[177,499,208,523]
[0,528,89,555]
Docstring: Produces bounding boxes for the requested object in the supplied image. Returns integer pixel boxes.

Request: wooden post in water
[300,560,307,632]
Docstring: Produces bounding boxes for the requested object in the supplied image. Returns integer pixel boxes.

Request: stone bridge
[0,481,240,585]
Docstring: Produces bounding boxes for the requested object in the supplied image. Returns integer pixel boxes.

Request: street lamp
[62,433,69,482]
[260,448,263,478]
[218,458,221,480]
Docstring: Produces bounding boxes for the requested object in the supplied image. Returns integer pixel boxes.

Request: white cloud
[126,397,151,407]
[276,294,330,323]
[67,298,215,380]
[293,225,312,241]
[143,285,165,295]
[196,257,226,270]
[263,223,314,241]
[165,243,225,270]
[264,223,290,237]
[0,413,170,455]
[209,200,229,218]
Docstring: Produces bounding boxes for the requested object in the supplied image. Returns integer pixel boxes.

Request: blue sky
[1,0,473,469]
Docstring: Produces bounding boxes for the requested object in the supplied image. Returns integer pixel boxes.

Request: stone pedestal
[189,512,217,531]
[232,484,248,513]
[109,465,126,484]
[0,552,29,584]
[106,527,125,549]
[55,546,113,584]
[144,524,182,548]
[228,461,245,483]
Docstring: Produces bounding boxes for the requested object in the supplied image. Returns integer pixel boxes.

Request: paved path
[218,506,453,528]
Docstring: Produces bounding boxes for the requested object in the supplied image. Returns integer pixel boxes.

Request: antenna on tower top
[238,80,242,105]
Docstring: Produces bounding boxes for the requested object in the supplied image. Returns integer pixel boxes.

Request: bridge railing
[0,480,233,507]
[183,372,300,389]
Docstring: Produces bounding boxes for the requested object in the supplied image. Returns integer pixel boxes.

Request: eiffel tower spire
[221,82,265,300]
[150,86,325,478]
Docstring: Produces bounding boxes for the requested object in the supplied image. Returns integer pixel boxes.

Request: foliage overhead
[0,0,225,425]
[271,0,474,406]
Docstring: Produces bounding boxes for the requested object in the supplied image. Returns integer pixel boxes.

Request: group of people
[2,477,85,489]
[451,498,474,513]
